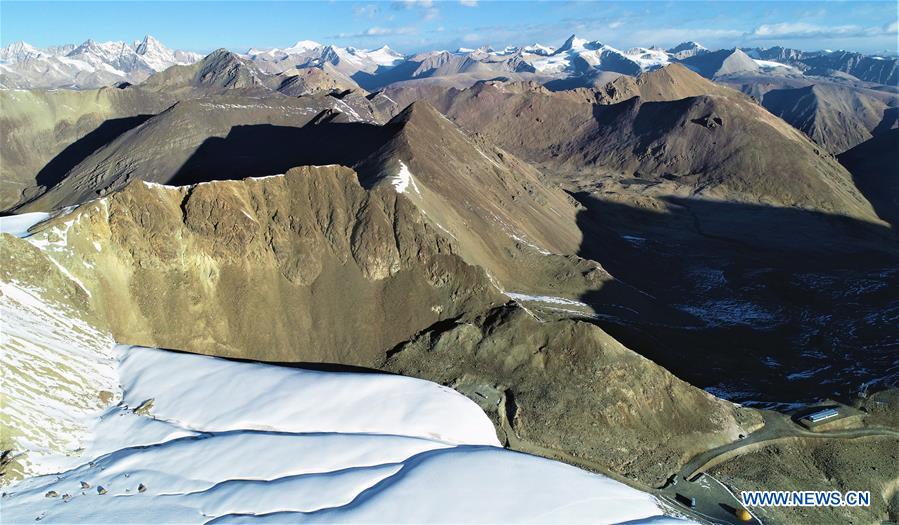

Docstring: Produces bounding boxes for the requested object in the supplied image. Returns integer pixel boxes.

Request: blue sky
[2,1,897,54]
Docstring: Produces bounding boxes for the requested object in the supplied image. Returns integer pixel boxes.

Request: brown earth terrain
[710,437,899,525]
[389,65,881,221]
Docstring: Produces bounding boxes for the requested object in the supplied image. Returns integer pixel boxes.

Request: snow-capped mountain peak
[668,41,706,53]
[522,43,555,56]
[667,41,708,59]
[0,35,203,88]
[365,45,406,66]
[0,41,44,62]
[285,40,323,54]
[135,34,166,56]
[556,34,591,53]
[133,34,201,71]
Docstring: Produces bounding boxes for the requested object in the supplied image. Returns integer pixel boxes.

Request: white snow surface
[0,281,120,477]
[2,344,683,525]
[752,59,797,70]
[363,45,406,67]
[0,212,51,237]
[116,345,498,444]
[391,160,421,195]
[505,292,590,307]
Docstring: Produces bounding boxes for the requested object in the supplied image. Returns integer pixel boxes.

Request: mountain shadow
[169,121,391,186]
[872,107,899,136]
[839,129,899,229]
[572,192,899,408]
[34,115,154,190]
[352,61,422,91]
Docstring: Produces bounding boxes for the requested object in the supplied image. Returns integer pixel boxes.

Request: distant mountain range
[2,34,896,90]
[0,35,203,88]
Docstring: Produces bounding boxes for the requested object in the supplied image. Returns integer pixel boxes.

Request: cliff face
[15,165,502,365]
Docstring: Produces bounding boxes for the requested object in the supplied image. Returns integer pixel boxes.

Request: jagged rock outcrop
[15,166,503,364]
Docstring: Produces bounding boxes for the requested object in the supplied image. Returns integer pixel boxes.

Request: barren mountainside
[404,65,880,221]
[11,166,502,363]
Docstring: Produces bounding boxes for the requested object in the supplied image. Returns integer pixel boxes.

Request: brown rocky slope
[19,166,501,364]
[389,64,880,222]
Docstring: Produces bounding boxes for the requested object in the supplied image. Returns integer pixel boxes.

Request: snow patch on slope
[753,59,797,70]
[0,212,51,238]
[505,292,589,307]
[2,345,682,525]
[0,281,119,477]
[392,161,421,195]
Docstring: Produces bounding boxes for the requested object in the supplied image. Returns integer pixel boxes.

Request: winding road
[659,410,899,524]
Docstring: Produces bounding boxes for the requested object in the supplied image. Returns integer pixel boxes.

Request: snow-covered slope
[0,280,119,477]
[245,42,405,76]
[2,342,685,524]
[525,35,665,76]
[0,35,201,89]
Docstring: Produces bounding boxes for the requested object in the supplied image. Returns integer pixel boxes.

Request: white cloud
[353,4,380,19]
[460,0,479,6]
[364,27,394,36]
[394,0,433,8]
[392,0,439,21]
[746,22,898,40]
[331,26,417,38]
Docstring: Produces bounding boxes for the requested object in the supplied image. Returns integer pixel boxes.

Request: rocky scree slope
[760,83,898,154]
[0,87,174,211]
[15,93,383,212]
